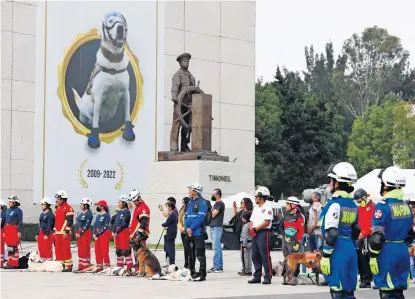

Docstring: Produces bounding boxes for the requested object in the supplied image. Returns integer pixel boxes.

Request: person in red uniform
[113,195,133,275]
[353,188,375,288]
[1,199,8,268]
[54,190,75,272]
[128,189,150,272]
[279,196,305,284]
[75,197,93,270]
[36,197,55,261]
[93,200,111,273]
[3,195,23,269]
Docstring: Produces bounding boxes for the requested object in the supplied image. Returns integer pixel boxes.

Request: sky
[255,0,415,82]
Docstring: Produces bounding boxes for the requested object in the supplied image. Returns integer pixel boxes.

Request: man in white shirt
[248,186,273,285]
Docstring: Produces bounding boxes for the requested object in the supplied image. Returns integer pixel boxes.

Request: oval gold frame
[57,28,144,144]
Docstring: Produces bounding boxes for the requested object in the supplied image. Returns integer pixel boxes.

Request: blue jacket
[1,210,6,229]
[94,213,111,238]
[76,210,93,235]
[113,209,131,234]
[184,197,208,237]
[162,210,178,240]
[38,210,55,235]
[372,189,412,243]
[6,207,23,232]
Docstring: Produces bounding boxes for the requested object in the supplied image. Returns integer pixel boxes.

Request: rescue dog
[130,232,162,278]
[27,251,63,272]
[72,11,135,149]
[280,251,322,286]
[410,245,415,257]
[152,264,192,281]
[18,252,29,269]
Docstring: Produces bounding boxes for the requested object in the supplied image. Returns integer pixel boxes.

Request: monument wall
[0,1,256,242]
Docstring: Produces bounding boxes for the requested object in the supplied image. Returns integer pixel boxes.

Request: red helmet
[95,200,108,208]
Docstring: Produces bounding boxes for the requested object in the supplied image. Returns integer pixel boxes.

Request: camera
[302,184,331,204]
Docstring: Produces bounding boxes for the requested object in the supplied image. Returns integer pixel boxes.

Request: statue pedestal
[142,159,241,244]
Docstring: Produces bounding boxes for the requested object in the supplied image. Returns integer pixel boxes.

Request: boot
[359,281,371,288]
[62,266,73,272]
[122,121,135,142]
[88,127,100,149]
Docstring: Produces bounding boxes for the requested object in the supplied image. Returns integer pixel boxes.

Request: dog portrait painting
[59,11,144,149]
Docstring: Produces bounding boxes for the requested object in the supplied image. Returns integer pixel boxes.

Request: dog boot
[88,128,100,149]
[122,121,135,142]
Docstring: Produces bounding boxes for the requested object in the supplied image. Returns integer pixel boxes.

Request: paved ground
[0,242,413,299]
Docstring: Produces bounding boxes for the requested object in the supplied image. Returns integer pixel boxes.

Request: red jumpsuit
[358,201,376,238]
[130,201,150,242]
[1,210,5,267]
[54,201,74,269]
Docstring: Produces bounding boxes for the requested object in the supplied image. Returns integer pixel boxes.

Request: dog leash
[153,230,164,253]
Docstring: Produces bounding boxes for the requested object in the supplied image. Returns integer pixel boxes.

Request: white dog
[27,251,63,273]
[72,11,135,149]
[151,265,192,281]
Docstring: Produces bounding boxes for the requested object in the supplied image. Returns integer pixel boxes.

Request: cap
[95,200,108,208]
[176,52,191,62]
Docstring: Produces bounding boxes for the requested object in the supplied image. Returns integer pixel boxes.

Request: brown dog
[410,245,415,257]
[280,251,322,286]
[130,232,162,278]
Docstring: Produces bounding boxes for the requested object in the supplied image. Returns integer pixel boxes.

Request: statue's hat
[176,52,191,62]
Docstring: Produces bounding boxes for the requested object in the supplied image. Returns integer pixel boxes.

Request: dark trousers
[165,238,176,265]
[181,233,194,268]
[184,235,206,276]
[252,230,272,281]
[357,238,372,284]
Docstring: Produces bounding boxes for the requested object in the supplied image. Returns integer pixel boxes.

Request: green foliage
[392,101,415,168]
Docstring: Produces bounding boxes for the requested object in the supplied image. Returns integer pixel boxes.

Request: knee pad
[122,250,131,257]
[115,249,122,257]
[7,246,16,254]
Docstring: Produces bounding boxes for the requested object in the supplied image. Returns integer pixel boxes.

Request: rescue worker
[113,195,133,275]
[184,182,208,281]
[36,197,55,261]
[3,195,23,269]
[248,186,273,285]
[279,196,305,284]
[93,200,111,273]
[54,190,75,272]
[353,188,375,288]
[1,199,7,268]
[320,162,360,299]
[369,166,415,299]
[75,197,93,270]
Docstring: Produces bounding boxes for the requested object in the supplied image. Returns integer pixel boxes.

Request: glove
[284,237,291,243]
[369,257,379,275]
[292,243,300,252]
[320,256,331,275]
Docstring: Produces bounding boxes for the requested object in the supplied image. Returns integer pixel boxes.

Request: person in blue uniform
[113,195,133,275]
[4,195,23,269]
[184,182,208,281]
[36,197,55,261]
[369,166,415,299]
[1,199,7,268]
[75,197,94,270]
[320,162,360,299]
[248,186,274,285]
[93,200,111,272]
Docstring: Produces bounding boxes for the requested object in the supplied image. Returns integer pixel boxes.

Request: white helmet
[327,162,357,183]
[80,197,93,206]
[8,195,20,203]
[378,166,406,188]
[118,194,130,203]
[40,197,53,205]
[55,190,68,199]
[129,189,140,201]
[255,186,270,197]
[188,182,203,194]
[286,196,300,204]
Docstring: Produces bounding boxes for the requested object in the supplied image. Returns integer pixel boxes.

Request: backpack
[204,199,212,226]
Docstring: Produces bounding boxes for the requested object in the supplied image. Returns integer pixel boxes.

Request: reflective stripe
[331,281,343,291]
[385,240,404,243]
[380,273,394,291]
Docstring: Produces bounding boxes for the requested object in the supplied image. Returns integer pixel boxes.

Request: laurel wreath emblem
[78,160,88,188]
[115,161,124,190]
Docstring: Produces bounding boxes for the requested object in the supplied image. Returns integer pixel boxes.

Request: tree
[392,101,415,168]
[333,26,410,118]
[347,96,398,176]
[255,79,282,188]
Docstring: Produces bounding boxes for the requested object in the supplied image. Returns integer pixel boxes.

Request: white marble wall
[1,0,38,222]
[163,0,256,190]
[0,0,256,223]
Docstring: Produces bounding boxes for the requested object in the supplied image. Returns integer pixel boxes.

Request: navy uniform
[184,183,208,281]
[320,162,360,299]
[369,166,414,299]
[248,186,273,284]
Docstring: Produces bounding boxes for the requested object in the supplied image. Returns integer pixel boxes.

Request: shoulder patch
[374,210,383,219]
[379,200,387,205]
